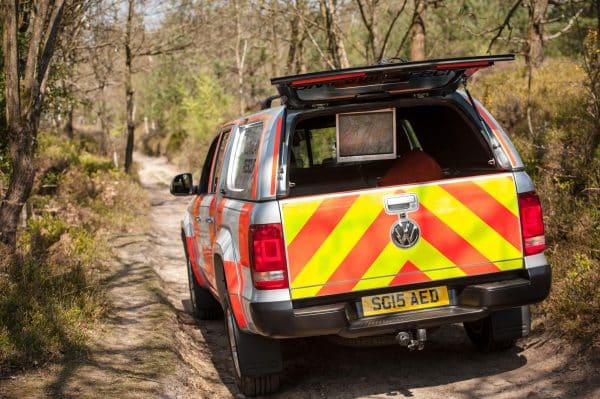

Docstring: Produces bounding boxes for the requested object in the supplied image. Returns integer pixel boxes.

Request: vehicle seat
[378,149,443,186]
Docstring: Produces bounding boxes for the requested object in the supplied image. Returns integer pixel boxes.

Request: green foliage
[137,60,234,169]
[0,224,107,370]
[180,73,232,142]
[0,133,149,371]
[473,58,600,347]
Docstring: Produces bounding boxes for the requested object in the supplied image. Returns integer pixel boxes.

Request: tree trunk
[356,0,376,63]
[0,125,37,249]
[270,0,280,77]
[320,0,349,69]
[233,0,247,114]
[63,107,74,139]
[124,0,135,174]
[288,0,308,74]
[525,0,549,68]
[0,1,33,249]
[410,0,426,61]
[0,0,65,249]
[287,17,300,73]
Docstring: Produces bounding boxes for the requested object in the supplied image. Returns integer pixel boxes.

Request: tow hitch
[396,329,427,350]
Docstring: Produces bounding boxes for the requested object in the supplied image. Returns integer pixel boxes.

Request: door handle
[194,216,201,222]
[205,217,214,224]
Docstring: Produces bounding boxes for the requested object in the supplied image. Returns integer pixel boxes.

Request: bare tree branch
[544,7,584,40]
[486,0,523,54]
[379,0,408,61]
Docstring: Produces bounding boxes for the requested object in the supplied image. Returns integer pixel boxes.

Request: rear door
[272,55,514,108]
[280,174,523,300]
[199,128,232,290]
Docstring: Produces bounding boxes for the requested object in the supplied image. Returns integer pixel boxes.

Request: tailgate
[280,173,523,300]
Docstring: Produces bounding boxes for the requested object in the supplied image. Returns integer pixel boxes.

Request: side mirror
[170,173,196,196]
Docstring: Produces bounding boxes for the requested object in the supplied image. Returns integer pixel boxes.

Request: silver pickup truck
[171,55,551,396]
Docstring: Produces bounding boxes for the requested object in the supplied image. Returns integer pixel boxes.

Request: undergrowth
[0,132,149,373]
[474,58,600,348]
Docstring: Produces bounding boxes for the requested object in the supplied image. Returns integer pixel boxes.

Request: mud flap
[490,306,531,341]
[235,322,283,377]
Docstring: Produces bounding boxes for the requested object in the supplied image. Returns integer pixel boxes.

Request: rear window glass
[291,127,336,168]
[228,122,263,192]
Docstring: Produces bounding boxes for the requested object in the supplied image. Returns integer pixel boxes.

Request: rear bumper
[249,264,551,339]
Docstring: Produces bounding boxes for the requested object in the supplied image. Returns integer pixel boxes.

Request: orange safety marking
[442,181,522,251]
[316,209,397,296]
[411,204,501,275]
[270,117,283,196]
[186,236,205,286]
[192,195,203,238]
[247,114,267,123]
[287,195,360,282]
[224,260,247,328]
[203,196,218,277]
[476,105,518,167]
[216,198,226,227]
[388,261,431,286]
[238,203,254,267]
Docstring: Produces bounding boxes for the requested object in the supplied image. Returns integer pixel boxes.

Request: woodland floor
[1,154,599,399]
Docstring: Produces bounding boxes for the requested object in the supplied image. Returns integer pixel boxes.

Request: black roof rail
[261,95,281,110]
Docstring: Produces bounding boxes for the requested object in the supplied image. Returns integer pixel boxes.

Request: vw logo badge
[390,219,420,249]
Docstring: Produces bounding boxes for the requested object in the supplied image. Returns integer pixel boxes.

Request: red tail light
[518,192,546,256]
[249,223,288,290]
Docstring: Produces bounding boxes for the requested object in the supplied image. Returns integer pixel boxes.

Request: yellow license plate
[361,286,450,317]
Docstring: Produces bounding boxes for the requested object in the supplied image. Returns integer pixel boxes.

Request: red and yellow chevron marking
[280,173,523,299]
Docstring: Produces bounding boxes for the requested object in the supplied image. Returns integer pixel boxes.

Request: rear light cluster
[249,223,288,290]
[518,192,546,256]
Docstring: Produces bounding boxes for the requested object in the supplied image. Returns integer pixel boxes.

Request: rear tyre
[464,306,530,352]
[186,257,222,320]
[224,301,281,396]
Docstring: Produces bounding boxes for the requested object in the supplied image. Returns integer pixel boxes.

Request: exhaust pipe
[395,329,427,350]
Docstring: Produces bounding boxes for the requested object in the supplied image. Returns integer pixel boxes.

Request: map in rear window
[337,109,396,159]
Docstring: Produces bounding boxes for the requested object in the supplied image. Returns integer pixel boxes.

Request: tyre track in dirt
[137,154,599,399]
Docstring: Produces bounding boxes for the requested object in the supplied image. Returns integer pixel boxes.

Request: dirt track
[2,154,598,399]
[137,154,599,399]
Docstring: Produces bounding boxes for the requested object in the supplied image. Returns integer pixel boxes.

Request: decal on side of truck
[280,173,523,299]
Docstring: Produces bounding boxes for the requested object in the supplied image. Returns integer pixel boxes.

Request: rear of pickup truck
[249,57,551,343]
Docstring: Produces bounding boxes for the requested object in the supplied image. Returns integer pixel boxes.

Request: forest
[0,0,599,396]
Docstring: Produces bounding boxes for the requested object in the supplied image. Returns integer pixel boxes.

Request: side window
[310,127,336,164]
[198,136,220,193]
[210,130,231,193]
[290,130,310,168]
[228,122,264,193]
